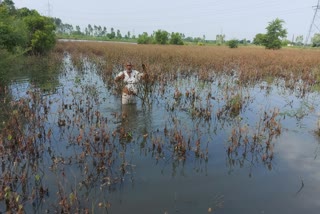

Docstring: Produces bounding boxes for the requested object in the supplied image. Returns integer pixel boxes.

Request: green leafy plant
[228,39,238,48]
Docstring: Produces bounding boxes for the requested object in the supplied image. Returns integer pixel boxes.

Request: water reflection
[119,104,150,135]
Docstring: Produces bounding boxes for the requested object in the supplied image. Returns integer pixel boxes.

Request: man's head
[126,62,133,72]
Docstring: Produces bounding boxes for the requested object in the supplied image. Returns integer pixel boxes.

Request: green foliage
[262,18,287,50]
[169,32,184,45]
[154,29,169,44]
[107,27,115,39]
[253,33,266,45]
[0,22,17,52]
[281,39,290,46]
[216,34,225,45]
[239,38,249,45]
[295,35,304,46]
[0,1,56,55]
[137,32,153,44]
[16,7,39,17]
[23,13,56,54]
[0,0,57,90]
[73,25,83,35]
[31,29,56,54]
[62,23,74,35]
[228,39,238,48]
[0,5,28,53]
[116,29,122,39]
[1,0,15,14]
[311,33,320,47]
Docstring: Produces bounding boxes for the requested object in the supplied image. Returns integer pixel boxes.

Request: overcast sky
[13,0,319,41]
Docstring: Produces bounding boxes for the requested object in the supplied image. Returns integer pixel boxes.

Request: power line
[305,0,320,45]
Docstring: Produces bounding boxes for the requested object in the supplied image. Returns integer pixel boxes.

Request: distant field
[55,41,320,87]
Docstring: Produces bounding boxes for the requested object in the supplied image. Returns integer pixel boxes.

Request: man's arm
[115,72,125,82]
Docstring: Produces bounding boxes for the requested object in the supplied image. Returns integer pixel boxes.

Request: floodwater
[2,55,320,214]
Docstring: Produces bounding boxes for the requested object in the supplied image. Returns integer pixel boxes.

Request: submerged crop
[1,42,320,213]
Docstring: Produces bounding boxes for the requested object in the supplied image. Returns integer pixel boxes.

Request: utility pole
[305,0,320,45]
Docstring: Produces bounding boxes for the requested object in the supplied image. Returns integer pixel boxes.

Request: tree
[52,17,64,34]
[23,14,56,54]
[137,32,153,44]
[193,37,202,43]
[154,29,169,44]
[116,29,122,39]
[295,35,303,46]
[0,0,56,56]
[216,34,225,45]
[16,7,38,17]
[74,25,82,35]
[63,23,73,35]
[281,39,290,46]
[93,25,98,36]
[102,27,107,36]
[311,33,320,47]
[107,27,115,39]
[227,39,238,48]
[0,3,37,53]
[239,38,249,45]
[0,22,24,52]
[0,3,28,52]
[169,32,184,45]
[97,26,102,36]
[262,18,287,49]
[253,33,266,45]
[84,26,89,35]
[88,24,93,36]
[126,31,131,39]
[1,0,15,14]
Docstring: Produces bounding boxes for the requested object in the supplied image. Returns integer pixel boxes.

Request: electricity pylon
[47,0,52,17]
[305,0,320,45]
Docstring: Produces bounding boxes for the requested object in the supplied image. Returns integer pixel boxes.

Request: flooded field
[1,48,320,213]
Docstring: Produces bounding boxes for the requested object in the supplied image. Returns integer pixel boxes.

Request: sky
[12,0,320,41]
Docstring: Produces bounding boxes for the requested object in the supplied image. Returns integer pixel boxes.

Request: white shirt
[116,70,142,94]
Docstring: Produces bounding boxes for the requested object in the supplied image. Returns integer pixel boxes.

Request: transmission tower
[305,0,320,45]
[47,0,52,17]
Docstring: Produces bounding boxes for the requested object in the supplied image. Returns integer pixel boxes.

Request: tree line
[253,19,320,48]
[54,16,320,49]
[0,0,56,55]
[2,0,320,56]
[54,18,189,45]
[54,19,248,46]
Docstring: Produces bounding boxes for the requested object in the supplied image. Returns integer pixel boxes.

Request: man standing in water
[114,62,146,104]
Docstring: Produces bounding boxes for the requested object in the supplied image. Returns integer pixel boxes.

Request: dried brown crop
[55,41,320,86]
